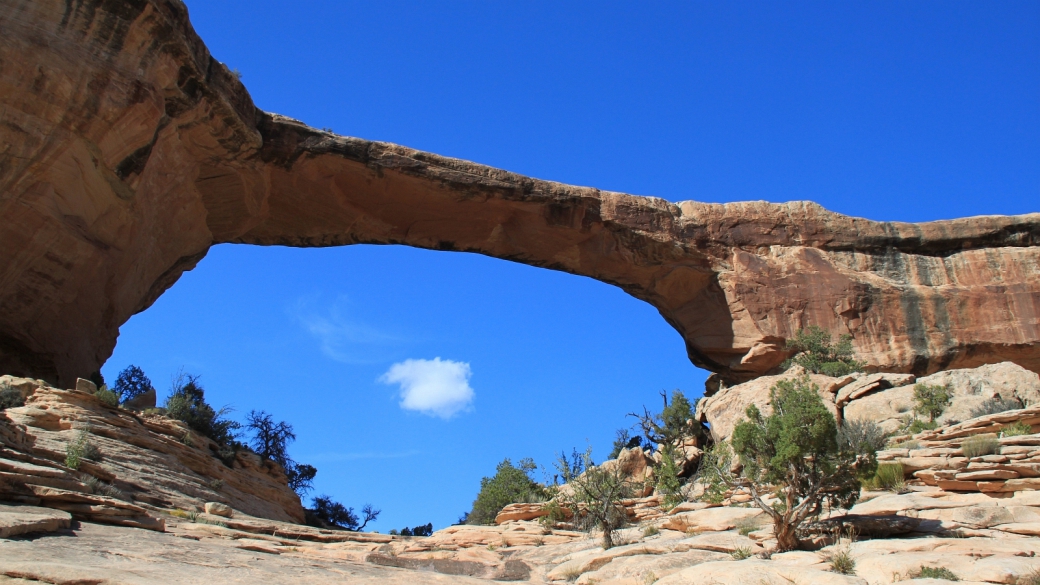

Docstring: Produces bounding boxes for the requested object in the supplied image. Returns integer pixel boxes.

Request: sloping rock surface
[1,0,1039,387]
[0,376,304,526]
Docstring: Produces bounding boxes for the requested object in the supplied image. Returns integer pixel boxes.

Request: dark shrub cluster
[783,326,865,377]
[307,495,380,532]
[465,458,546,525]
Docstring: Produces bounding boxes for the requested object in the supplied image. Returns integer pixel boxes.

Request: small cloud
[292,295,401,364]
[379,358,474,419]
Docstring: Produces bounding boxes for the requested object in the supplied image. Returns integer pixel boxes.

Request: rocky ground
[2,366,1040,584]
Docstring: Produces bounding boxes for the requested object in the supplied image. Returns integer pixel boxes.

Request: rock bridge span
[1,0,1038,388]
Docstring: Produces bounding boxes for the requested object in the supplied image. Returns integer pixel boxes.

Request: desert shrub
[697,444,730,505]
[307,495,380,531]
[397,523,433,537]
[0,384,24,410]
[971,396,1025,418]
[466,458,546,525]
[961,434,1001,458]
[244,410,317,497]
[95,386,120,408]
[888,439,920,450]
[630,389,703,449]
[700,375,868,551]
[731,546,753,560]
[783,326,864,377]
[656,448,685,509]
[555,447,636,549]
[609,428,644,459]
[164,373,241,447]
[914,566,959,580]
[84,475,126,500]
[208,479,224,491]
[1001,421,1034,437]
[913,383,951,422]
[838,419,888,458]
[538,499,569,528]
[1018,567,1040,585]
[113,365,154,404]
[829,548,856,575]
[642,524,660,537]
[65,430,100,469]
[865,462,905,491]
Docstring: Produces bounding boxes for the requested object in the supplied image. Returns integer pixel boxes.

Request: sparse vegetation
[961,434,1001,458]
[208,479,224,491]
[554,447,636,549]
[731,546,753,560]
[699,375,869,551]
[1001,421,1034,437]
[971,396,1026,418]
[642,524,660,538]
[83,475,125,500]
[307,495,381,532]
[630,389,702,448]
[0,383,25,410]
[164,373,241,448]
[95,386,120,408]
[783,326,865,377]
[913,383,951,422]
[466,458,546,526]
[888,439,920,450]
[829,548,856,575]
[913,565,959,580]
[656,447,684,509]
[394,523,433,537]
[864,462,905,491]
[245,410,317,497]
[65,430,101,470]
[609,428,644,459]
[1018,567,1040,585]
[113,365,154,404]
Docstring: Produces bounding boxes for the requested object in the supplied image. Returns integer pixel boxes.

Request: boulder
[697,366,842,441]
[205,502,234,518]
[123,388,157,411]
[659,506,764,533]
[0,505,71,538]
[495,503,548,524]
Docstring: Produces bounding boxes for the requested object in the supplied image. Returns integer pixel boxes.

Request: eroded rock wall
[1,0,1038,387]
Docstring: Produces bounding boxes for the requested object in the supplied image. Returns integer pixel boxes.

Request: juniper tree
[699,375,867,551]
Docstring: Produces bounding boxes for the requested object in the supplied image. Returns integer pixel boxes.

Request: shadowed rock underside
[0,0,1038,387]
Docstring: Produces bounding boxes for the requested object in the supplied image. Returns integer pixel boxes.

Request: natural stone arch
[1,0,1039,388]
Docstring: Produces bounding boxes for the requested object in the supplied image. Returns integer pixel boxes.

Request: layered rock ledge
[0,0,1038,387]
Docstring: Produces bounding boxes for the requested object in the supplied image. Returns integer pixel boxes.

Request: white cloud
[379,358,475,419]
[292,295,401,364]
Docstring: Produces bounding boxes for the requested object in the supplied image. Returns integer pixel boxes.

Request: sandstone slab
[0,505,71,538]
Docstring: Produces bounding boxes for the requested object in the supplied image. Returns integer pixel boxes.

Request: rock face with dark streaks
[1,0,1038,387]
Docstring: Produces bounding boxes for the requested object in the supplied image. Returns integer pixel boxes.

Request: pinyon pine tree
[699,375,867,551]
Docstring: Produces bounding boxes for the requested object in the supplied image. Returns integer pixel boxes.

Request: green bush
[65,430,100,470]
[656,448,684,510]
[1001,421,1034,437]
[829,548,856,575]
[961,434,1001,458]
[95,386,120,408]
[914,566,959,580]
[913,383,951,422]
[783,326,864,377]
[631,389,701,449]
[84,475,125,500]
[0,384,24,410]
[865,462,905,491]
[112,365,154,404]
[466,458,546,525]
[731,546,753,560]
[555,447,636,549]
[838,418,888,480]
[307,495,380,531]
[735,516,760,536]
[970,396,1025,418]
[164,373,241,448]
[701,375,868,551]
[609,428,644,459]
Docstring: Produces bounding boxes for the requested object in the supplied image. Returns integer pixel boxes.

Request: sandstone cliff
[1,0,1038,387]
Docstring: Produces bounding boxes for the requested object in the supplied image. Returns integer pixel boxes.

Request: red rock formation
[1,0,1038,387]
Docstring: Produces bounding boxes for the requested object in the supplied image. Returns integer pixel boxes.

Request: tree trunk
[774,518,799,552]
[601,520,613,549]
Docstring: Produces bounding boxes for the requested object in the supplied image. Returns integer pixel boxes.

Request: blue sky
[103,1,1038,531]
